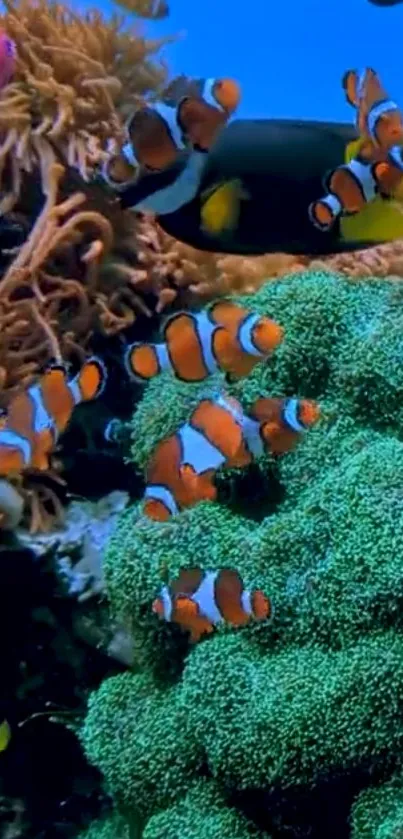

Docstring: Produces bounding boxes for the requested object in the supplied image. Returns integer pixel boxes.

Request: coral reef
[0,0,173,406]
[0,0,178,532]
[81,270,403,838]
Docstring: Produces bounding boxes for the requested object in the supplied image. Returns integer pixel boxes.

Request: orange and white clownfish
[165,76,241,151]
[125,300,284,384]
[343,68,403,153]
[249,396,320,454]
[309,67,403,231]
[152,566,272,643]
[0,356,107,477]
[101,77,240,215]
[143,393,320,521]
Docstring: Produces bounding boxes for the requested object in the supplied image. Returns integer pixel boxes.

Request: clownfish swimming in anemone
[125,301,283,384]
[143,393,320,521]
[309,67,403,231]
[152,566,273,643]
[0,357,106,477]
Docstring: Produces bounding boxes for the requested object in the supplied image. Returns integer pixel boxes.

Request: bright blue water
[66,0,403,122]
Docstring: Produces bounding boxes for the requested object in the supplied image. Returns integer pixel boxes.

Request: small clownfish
[174,77,241,152]
[309,68,403,232]
[143,393,320,521]
[343,68,403,153]
[249,396,320,454]
[0,356,107,477]
[125,300,284,384]
[152,566,272,643]
[116,77,240,174]
[0,31,16,90]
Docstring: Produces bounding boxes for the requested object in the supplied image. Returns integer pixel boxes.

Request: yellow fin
[344,137,366,164]
[341,195,403,242]
[200,179,248,235]
[0,719,11,752]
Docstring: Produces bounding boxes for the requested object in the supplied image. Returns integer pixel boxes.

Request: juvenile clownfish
[0,356,106,477]
[125,301,284,384]
[309,68,403,232]
[143,393,320,521]
[152,566,272,643]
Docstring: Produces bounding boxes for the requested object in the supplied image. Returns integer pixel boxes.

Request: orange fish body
[310,67,403,231]
[125,301,283,384]
[152,566,272,643]
[0,357,106,478]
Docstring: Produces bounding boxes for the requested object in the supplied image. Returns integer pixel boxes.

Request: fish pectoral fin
[180,464,217,501]
[200,179,244,235]
[261,420,282,444]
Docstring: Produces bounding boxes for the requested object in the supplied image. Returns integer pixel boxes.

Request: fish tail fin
[309,194,342,231]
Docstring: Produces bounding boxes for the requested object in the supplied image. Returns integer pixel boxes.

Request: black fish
[121,118,380,257]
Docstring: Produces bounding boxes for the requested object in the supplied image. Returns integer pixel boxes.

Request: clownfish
[166,76,241,151]
[152,566,272,643]
[0,356,106,477]
[143,393,320,521]
[101,77,240,216]
[309,68,403,232]
[343,68,403,152]
[125,301,283,384]
[249,396,320,454]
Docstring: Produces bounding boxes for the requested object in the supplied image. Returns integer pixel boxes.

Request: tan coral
[0,0,171,213]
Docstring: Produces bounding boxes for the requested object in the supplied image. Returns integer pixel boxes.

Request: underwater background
[71,0,403,120]
[2,0,403,838]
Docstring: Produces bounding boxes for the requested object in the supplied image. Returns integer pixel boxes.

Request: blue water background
[65,0,403,123]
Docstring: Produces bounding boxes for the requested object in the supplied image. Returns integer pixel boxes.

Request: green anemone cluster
[80,271,403,838]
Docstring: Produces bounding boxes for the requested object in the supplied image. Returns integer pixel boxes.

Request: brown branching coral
[146,224,403,300]
[314,239,403,278]
[134,219,309,303]
[0,0,175,405]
